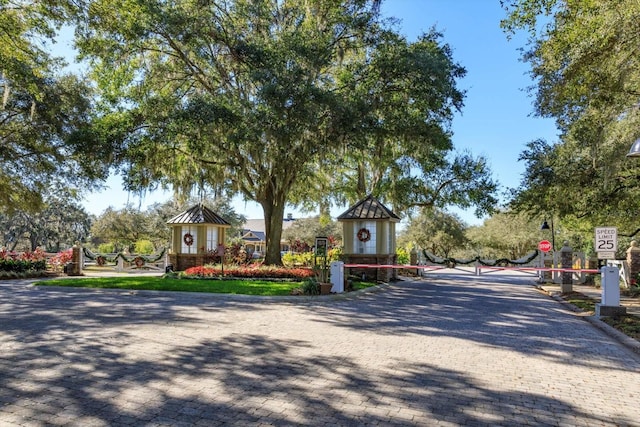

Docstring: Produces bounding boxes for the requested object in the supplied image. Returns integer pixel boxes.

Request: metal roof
[166,204,231,226]
[242,218,296,233]
[337,194,401,222]
[241,230,266,242]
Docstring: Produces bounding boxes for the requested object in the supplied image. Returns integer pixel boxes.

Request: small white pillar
[601,266,620,306]
[596,266,627,317]
[330,261,344,293]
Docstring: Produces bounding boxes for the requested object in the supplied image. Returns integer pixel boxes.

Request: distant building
[241,214,296,254]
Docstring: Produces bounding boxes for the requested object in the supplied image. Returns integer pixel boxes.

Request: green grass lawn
[34,276,379,296]
[35,276,303,296]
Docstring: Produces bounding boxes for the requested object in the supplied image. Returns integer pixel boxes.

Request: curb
[536,284,640,356]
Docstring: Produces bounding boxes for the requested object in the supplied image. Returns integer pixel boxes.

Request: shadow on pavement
[1,275,638,426]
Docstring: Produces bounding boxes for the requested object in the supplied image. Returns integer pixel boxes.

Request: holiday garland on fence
[83,247,167,265]
[422,249,540,269]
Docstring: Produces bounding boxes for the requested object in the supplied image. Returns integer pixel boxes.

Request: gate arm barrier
[342,263,601,276]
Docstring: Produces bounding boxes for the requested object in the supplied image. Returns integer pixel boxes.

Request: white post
[601,266,620,306]
[330,261,344,293]
[537,252,544,283]
[596,266,627,317]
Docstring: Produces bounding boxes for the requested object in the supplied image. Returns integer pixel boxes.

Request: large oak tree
[72,0,495,264]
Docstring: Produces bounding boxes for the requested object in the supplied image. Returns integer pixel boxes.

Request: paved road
[1,273,639,426]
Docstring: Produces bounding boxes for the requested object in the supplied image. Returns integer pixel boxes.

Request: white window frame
[206,226,219,251]
[355,221,376,254]
[181,226,197,254]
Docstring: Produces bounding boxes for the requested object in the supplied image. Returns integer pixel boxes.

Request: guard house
[166,204,231,271]
[337,194,400,282]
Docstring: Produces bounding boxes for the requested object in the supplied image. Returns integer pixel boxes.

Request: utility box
[596,266,627,317]
[330,261,344,293]
[600,266,620,306]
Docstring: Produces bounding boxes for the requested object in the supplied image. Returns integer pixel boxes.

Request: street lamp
[626,137,640,157]
[541,219,555,251]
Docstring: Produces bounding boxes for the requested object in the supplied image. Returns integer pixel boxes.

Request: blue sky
[78,0,559,225]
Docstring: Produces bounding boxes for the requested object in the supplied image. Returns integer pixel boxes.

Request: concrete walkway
[1,273,640,426]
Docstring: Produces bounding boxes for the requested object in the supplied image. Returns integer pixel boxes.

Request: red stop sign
[538,240,552,252]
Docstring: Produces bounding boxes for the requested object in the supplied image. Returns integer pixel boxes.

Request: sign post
[315,237,328,284]
[537,240,552,283]
[595,227,617,259]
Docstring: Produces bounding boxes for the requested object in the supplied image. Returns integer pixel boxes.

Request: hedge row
[0,259,47,272]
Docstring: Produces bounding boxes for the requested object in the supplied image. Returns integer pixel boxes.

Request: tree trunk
[260,195,286,266]
[356,162,367,198]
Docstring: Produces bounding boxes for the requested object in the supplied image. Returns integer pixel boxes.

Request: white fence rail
[82,248,168,273]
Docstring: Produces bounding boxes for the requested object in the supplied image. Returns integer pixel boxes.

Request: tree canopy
[502,0,640,234]
[281,216,342,248]
[66,0,497,264]
[399,208,467,258]
[1,0,109,214]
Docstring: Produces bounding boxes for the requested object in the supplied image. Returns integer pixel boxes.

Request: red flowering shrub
[183,264,314,279]
[0,248,48,272]
[48,249,73,271]
[290,239,311,253]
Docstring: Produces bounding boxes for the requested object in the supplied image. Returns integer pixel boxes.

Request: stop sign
[538,240,552,252]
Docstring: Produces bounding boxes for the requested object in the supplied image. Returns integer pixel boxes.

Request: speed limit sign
[595,227,617,254]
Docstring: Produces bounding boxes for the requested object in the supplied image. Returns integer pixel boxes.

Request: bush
[327,247,342,262]
[0,248,47,272]
[182,264,314,279]
[282,247,343,267]
[134,240,155,254]
[48,249,73,271]
[97,242,115,253]
[396,247,410,265]
[301,278,320,295]
[282,251,317,267]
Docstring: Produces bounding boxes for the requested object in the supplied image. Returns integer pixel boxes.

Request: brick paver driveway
[1,273,639,426]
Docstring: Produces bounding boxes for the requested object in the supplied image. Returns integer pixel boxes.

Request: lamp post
[541,218,555,252]
[627,137,640,157]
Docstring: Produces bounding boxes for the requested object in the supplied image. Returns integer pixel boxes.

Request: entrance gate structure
[418,250,542,278]
[417,250,592,284]
[82,247,168,272]
[541,251,589,284]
